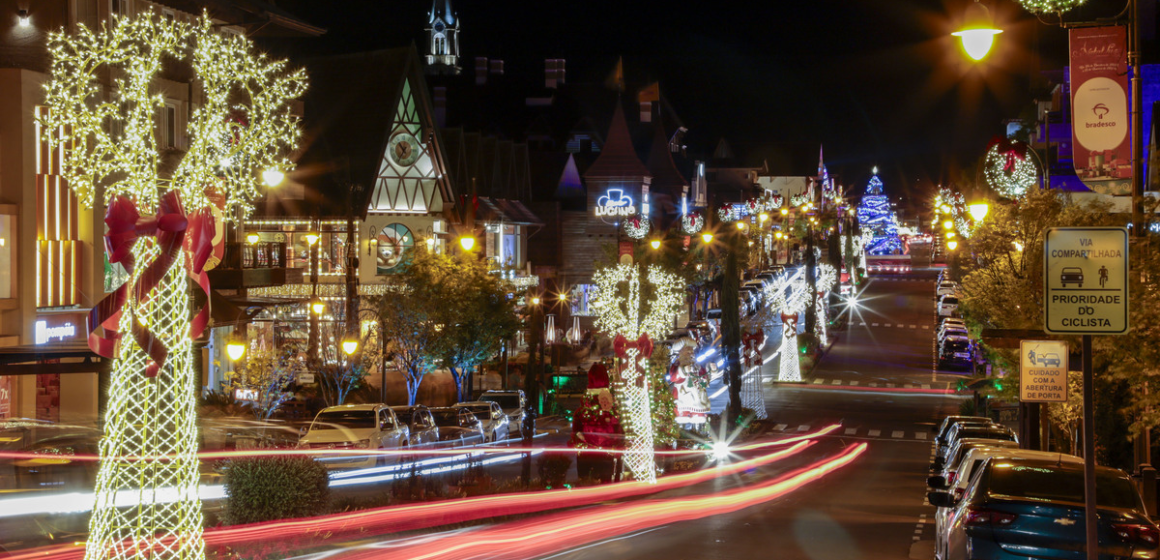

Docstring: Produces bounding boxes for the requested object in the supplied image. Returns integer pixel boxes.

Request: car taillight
[946,471,957,485]
[965,507,1018,526]
[1112,524,1160,545]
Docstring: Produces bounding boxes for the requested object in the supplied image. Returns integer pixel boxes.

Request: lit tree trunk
[87,242,204,560]
[723,231,743,425]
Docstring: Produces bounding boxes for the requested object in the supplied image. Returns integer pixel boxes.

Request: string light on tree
[41,13,306,560]
[815,264,838,347]
[1014,0,1087,14]
[767,278,809,383]
[983,138,1037,199]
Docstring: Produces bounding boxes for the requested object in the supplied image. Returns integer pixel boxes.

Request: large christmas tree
[856,171,902,255]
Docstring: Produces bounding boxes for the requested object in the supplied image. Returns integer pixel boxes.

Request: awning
[0,340,108,375]
[477,198,544,226]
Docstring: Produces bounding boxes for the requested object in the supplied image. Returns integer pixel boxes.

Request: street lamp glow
[304,232,320,246]
[701,232,714,244]
[775,231,784,240]
[943,220,954,230]
[759,213,769,223]
[953,2,1002,61]
[968,202,990,222]
[226,340,246,361]
[650,239,662,250]
[780,208,789,216]
[946,231,957,239]
[342,337,359,356]
[947,240,959,251]
[735,221,746,230]
[261,168,285,187]
[311,299,325,315]
[531,296,541,306]
[459,236,476,251]
[940,204,952,214]
[246,232,259,245]
[1013,241,1024,252]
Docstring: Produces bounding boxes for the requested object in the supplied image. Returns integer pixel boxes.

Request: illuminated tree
[592,263,683,483]
[42,14,305,560]
[768,278,809,383]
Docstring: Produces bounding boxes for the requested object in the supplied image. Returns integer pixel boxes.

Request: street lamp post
[306,224,321,362]
[522,291,542,487]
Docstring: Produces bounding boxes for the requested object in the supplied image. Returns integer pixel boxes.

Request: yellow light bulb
[342,339,358,356]
[947,240,959,251]
[305,232,320,246]
[246,232,259,245]
[701,232,714,244]
[650,239,661,250]
[311,300,325,315]
[459,236,476,251]
[226,341,246,361]
[759,213,769,222]
[262,168,285,187]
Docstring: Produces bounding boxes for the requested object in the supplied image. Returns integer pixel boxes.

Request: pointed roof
[429,0,455,24]
[556,154,584,198]
[583,101,650,180]
[712,137,736,161]
[646,119,688,197]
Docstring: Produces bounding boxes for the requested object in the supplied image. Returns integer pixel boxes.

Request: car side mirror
[928,491,957,508]
[927,475,947,489]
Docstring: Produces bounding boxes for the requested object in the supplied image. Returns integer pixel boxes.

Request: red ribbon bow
[742,329,766,367]
[89,191,216,378]
[613,333,653,386]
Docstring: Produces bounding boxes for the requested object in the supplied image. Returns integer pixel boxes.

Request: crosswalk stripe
[831,380,842,386]
[774,423,787,431]
[910,324,917,329]
[849,381,859,386]
[868,382,878,387]
[886,383,895,388]
[812,378,824,384]
[872,323,879,327]
[844,428,857,435]
[922,325,930,329]
[892,430,905,438]
[915,432,927,440]
[884,324,892,327]
[797,425,810,432]
[868,429,881,437]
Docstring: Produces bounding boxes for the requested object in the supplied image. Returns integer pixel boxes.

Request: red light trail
[332,442,869,560]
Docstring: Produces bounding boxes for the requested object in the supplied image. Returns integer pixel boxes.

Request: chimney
[489,59,504,75]
[545,59,557,89]
[475,57,488,85]
[433,87,447,128]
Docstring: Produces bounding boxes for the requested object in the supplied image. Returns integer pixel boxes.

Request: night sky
[273,0,1138,209]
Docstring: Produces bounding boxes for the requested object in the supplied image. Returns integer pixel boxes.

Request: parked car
[932,457,1156,560]
[935,424,1018,470]
[429,407,485,445]
[929,448,1084,560]
[937,324,970,342]
[453,401,511,442]
[939,317,967,330]
[389,405,439,446]
[932,417,1001,465]
[478,390,527,433]
[297,404,409,469]
[932,438,1020,491]
[936,281,959,297]
[938,335,973,369]
[937,295,960,317]
[1038,353,1062,367]
[756,272,778,286]
[705,308,723,322]
[685,320,717,344]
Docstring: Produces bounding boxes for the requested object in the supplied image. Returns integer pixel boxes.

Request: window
[110,0,130,18]
[163,105,177,148]
[162,9,176,22]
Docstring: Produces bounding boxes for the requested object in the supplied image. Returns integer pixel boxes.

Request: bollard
[1140,464,1157,517]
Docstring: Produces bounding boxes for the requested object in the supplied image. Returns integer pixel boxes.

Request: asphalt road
[544,268,967,560]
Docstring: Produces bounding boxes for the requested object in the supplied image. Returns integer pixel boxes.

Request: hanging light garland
[983,138,1037,199]
[1014,0,1087,14]
[717,203,741,223]
[680,211,704,235]
[41,13,306,560]
[623,216,651,239]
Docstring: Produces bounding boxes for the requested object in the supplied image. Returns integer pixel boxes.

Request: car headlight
[356,439,371,449]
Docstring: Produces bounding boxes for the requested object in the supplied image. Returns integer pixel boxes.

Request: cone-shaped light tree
[42,14,306,560]
[769,277,809,383]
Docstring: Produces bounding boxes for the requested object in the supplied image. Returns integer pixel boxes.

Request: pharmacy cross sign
[1043,227,1129,334]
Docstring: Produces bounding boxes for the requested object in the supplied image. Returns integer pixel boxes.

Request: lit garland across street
[681,211,704,235]
[1015,0,1087,13]
[984,141,1037,199]
[592,263,683,482]
[623,216,651,239]
[41,13,305,560]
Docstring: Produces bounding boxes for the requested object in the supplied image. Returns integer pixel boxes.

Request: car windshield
[312,410,377,430]
[956,428,1012,441]
[430,410,463,427]
[988,464,1140,509]
[461,405,491,420]
[942,297,959,305]
[481,395,520,409]
[945,341,970,351]
[392,409,415,423]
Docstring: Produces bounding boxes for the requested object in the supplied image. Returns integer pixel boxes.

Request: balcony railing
[221,241,287,269]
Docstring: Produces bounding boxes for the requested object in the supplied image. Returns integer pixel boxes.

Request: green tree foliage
[224,342,298,420]
[223,456,329,525]
[649,344,679,447]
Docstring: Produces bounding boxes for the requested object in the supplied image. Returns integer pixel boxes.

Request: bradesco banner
[1069,26,1132,195]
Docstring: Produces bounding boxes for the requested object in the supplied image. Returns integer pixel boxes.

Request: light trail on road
[326,442,870,560]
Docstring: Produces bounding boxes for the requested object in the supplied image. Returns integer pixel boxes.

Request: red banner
[1069,26,1132,195]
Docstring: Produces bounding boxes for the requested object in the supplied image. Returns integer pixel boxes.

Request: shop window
[570,284,599,316]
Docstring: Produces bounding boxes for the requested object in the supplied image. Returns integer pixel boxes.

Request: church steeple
[425,0,460,76]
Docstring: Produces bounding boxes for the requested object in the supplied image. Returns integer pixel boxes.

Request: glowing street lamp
[968,202,990,222]
[947,240,960,251]
[226,338,247,361]
[649,239,662,250]
[261,167,285,187]
[735,221,747,230]
[701,232,714,244]
[780,208,789,216]
[245,232,259,245]
[952,1,1002,61]
[311,298,325,315]
[342,336,359,356]
[459,235,476,251]
[759,212,769,223]
[531,296,542,306]
[304,232,320,246]
[943,220,954,230]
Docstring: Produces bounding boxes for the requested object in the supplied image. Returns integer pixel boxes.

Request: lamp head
[759,213,769,223]
[261,168,285,187]
[952,2,1002,61]
[311,299,325,315]
[735,221,746,230]
[246,232,259,245]
[342,338,359,356]
[650,239,662,250]
[943,220,954,230]
[226,340,246,362]
[531,296,541,306]
[701,232,714,244]
[947,240,959,251]
[780,208,789,216]
[968,202,990,222]
[459,235,476,251]
[304,232,320,246]
[17,9,29,27]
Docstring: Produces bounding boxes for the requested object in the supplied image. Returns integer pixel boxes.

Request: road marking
[922,384,930,389]
[872,323,879,327]
[915,432,927,440]
[774,423,787,431]
[849,380,859,386]
[910,324,917,329]
[922,325,930,329]
[844,428,857,435]
[884,324,892,328]
[892,430,905,439]
[885,383,895,388]
[797,425,810,432]
[868,429,881,437]
[831,379,842,385]
[812,378,824,384]
[868,382,878,387]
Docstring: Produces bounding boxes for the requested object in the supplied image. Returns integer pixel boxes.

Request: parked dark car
[390,405,439,446]
[935,425,1018,470]
[428,407,485,446]
[932,457,1158,560]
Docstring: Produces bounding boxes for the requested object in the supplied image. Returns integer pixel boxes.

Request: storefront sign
[34,319,76,344]
[595,189,636,217]
[1069,26,1132,195]
[1019,340,1068,403]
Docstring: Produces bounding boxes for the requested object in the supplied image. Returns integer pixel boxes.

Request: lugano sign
[594,188,637,217]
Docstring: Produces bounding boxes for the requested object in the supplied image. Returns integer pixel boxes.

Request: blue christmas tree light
[856,171,903,255]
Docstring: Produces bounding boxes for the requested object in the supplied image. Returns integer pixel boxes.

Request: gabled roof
[286,46,452,219]
[583,100,650,180]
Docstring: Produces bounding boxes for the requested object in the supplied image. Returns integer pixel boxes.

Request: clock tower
[425,0,461,76]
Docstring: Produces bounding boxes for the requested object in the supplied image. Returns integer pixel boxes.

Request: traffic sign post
[1044,227,1129,334]
[1043,227,1130,560]
[1019,340,1068,403]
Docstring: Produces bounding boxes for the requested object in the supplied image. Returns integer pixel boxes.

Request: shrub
[538,452,573,488]
[223,456,329,525]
